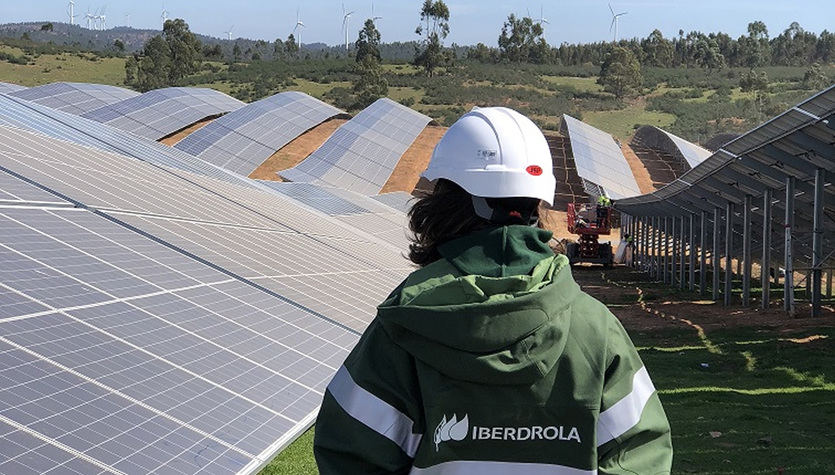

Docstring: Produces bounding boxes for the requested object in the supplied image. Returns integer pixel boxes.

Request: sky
[3,1,833,46]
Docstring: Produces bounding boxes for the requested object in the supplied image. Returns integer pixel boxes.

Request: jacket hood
[377,226,580,385]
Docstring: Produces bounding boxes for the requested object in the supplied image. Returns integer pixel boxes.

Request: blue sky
[5,1,833,46]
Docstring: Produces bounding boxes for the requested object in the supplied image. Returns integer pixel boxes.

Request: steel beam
[742,194,752,306]
[700,210,707,295]
[785,177,795,314]
[812,168,824,317]
[680,216,686,289]
[689,214,696,292]
[724,201,734,306]
[663,217,669,284]
[671,217,678,286]
[762,189,772,309]
[713,207,721,301]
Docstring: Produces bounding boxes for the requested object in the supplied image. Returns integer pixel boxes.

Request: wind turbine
[293,9,305,49]
[535,5,549,25]
[371,0,382,23]
[124,12,131,27]
[85,7,94,29]
[161,3,169,26]
[98,5,107,30]
[608,3,628,42]
[342,3,355,52]
[67,1,77,25]
[224,25,234,40]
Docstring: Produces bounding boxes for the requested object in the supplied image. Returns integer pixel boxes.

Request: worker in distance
[314,107,672,474]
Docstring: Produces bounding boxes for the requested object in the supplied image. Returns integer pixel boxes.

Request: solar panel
[634,125,711,169]
[0,94,257,189]
[280,98,431,195]
[82,88,245,141]
[0,82,26,94]
[9,83,139,115]
[0,206,358,474]
[0,170,67,205]
[561,114,642,200]
[175,92,345,176]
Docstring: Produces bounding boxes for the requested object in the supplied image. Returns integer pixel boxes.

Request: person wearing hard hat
[314,107,672,474]
[596,194,612,227]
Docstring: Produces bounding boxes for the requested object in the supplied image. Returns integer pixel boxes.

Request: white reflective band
[597,366,656,446]
[327,365,423,457]
[410,460,597,474]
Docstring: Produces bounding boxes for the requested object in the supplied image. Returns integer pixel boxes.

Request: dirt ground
[621,143,657,195]
[573,265,835,334]
[380,126,447,194]
[248,118,348,182]
[158,116,217,146]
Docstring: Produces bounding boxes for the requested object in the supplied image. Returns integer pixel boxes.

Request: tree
[497,14,549,63]
[738,21,770,67]
[285,34,298,57]
[162,19,202,83]
[353,56,388,108]
[202,43,223,60]
[597,46,642,99]
[802,62,829,90]
[134,35,171,91]
[414,0,450,77]
[740,69,768,93]
[41,23,54,32]
[232,42,242,62]
[356,19,382,64]
[273,38,285,59]
[641,29,673,67]
[113,39,125,53]
[693,37,725,73]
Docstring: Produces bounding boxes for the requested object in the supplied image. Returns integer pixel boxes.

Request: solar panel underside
[0,82,26,94]
[280,98,431,195]
[82,88,245,141]
[562,115,642,200]
[175,92,344,176]
[0,95,257,190]
[9,83,139,115]
[0,126,416,473]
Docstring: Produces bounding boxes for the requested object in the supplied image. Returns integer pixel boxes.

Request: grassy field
[585,105,677,140]
[0,45,127,86]
[262,269,835,474]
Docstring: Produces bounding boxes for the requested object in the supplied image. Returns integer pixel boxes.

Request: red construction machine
[565,202,614,267]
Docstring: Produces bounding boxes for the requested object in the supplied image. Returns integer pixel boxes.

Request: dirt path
[620,143,656,195]
[380,125,446,194]
[572,266,835,334]
[248,118,348,182]
[158,116,217,146]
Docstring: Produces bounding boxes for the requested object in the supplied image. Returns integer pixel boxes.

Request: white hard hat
[422,107,556,205]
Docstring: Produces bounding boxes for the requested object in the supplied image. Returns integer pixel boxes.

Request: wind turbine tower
[342,3,355,52]
[67,1,77,25]
[85,8,94,29]
[371,1,382,23]
[99,5,107,30]
[161,4,169,26]
[225,26,234,41]
[609,3,628,42]
[293,9,305,49]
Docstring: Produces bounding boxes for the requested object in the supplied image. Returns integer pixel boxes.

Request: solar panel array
[561,114,642,200]
[0,120,414,474]
[0,82,26,94]
[634,126,712,169]
[175,92,345,176]
[280,98,432,195]
[0,94,257,189]
[9,82,139,115]
[82,88,245,141]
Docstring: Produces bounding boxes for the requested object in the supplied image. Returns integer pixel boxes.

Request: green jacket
[314,226,672,474]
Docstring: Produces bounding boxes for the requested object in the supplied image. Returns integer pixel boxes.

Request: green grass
[263,317,835,474]
[540,75,604,93]
[0,48,127,86]
[584,104,676,140]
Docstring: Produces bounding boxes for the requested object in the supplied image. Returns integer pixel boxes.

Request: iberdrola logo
[434,414,468,451]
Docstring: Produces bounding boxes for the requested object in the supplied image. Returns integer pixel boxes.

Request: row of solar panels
[2,82,433,197]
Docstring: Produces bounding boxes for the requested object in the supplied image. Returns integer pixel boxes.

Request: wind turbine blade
[609,3,614,15]
[610,18,616,32]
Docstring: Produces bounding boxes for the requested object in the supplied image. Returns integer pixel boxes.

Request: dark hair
[407,179,546,267]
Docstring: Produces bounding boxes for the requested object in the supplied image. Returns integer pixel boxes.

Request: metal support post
[742,195,752,306]
[700,210,707,295]
[812,168,824,317]
[654,216,661,279]
[724,201,734,306]
[671,217,678,286]
[712,207,720,301]
[689,214,695,292]
[827,270,833,298]
[761,189,772,309]
[663,217,669,284]
[784,177,795,314]
[679,216,686,289]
